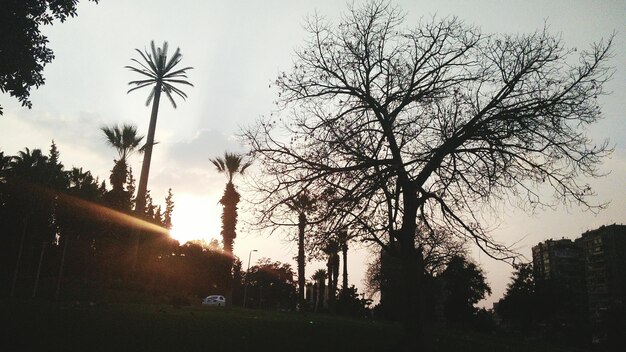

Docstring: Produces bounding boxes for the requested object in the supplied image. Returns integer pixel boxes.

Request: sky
[1,0,624,308]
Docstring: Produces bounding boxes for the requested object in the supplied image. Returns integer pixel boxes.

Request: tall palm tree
[288,190,316,311]
[312,269,327,312]
[126,41,193,215]
[323,238,340,309]
[101,124,144,193]
[210,152,252,254]
[337,229,350,292]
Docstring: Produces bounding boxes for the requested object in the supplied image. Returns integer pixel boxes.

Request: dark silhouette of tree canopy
[0,0,99,115]
[0,141,194,302]
[496,263,536,335]
[126,41,193,215]
[245,258,297,310]
[243,1,614,349]
[440,255,491,324]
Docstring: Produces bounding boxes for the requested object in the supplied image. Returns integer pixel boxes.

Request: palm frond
[145,87,156,106]
[127,82,155,94]
[163,79,194,87]
[164,67,194,78]
[127,40,193,108]
[163,89,177,108]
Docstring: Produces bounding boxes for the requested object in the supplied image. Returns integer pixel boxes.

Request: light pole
[243,249,257,308]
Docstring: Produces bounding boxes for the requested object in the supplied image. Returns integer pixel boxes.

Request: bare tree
[243,1,613,349]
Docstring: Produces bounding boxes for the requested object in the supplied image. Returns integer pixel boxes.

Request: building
[532,238,585,291]
[530,225,626,345]
[531,237,587,338]
[575,224,626,327]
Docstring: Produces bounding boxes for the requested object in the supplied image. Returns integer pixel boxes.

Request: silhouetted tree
[440,255,491,325]
[244,1,613,348]
[336,285,372,317]
[0,0,99,115]
[101,124,143,211]
[287,190,316,310]
[245,259,297,310]
[323,238,340,310]
[127,167,136,208]
[337,230,352,292]
[312,269,327,312]
[126,41,193,215]
[210,152,251,307]
[210,152,251,254]
[163,188,174,229]
[497,263,536,336]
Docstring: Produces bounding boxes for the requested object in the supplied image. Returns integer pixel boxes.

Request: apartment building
[575,224,626,325]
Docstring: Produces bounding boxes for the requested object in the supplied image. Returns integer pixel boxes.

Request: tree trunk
[55,233,70,300]
[342,244,348,291]
[297,212,306,310]
[398,187,424,351]
[131,83,162,274]
[135,82,162,215]
[32,241,46,298]
[11,217,28,297]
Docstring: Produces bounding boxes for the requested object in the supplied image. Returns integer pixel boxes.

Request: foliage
[163,188,174,229]
[0,0,99,115]
[440,255,491,325]
[244,258,297,310]
[210,152,252,183]
[496,263,536,334]
[126,41,194,108]
[0,143,201,301]
[336,285,372,318]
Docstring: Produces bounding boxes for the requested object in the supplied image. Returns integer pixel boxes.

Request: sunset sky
[1,0,624,307]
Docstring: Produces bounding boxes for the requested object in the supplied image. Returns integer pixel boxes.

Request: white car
[202,295,226,306]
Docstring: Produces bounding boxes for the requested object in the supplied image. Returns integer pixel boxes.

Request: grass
[0,299,591,352]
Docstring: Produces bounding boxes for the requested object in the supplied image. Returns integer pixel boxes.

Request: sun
[169,194,221,245]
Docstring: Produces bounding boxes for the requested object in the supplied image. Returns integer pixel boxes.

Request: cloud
[144,129,251,200]
[164,129,248,169]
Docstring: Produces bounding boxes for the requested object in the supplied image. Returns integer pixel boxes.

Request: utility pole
[243,249,257,308]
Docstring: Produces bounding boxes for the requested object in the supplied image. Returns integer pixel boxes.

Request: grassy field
[0,300,591,352]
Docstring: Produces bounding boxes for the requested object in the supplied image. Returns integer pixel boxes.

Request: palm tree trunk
[55,234,70,300]
[132,82,162,272]
[342,245,348,291]
[32,241,47,298]
[297,212,306,310]
[135,82,162,215]
[10,217,28,297]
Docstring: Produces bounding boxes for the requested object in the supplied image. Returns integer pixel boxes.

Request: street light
[243,249,257,308]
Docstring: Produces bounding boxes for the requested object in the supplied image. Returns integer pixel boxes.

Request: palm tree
[337,229,350,292]
[210,152,252,254]
[101,124,143,194]
[287,190,316,311]
[323,238,340,309]
[211,152,251,309]
[312,269,327,312]
[126,41,193,215]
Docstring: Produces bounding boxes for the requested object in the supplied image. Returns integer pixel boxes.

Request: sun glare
[169,194,221,245]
